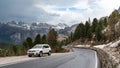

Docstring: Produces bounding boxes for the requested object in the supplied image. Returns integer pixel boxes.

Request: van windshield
[32,45,42,48]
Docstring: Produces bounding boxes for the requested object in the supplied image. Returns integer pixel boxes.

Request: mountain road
[0,48,101,68]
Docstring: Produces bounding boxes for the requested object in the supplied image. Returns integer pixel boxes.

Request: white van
[27,44,51,57]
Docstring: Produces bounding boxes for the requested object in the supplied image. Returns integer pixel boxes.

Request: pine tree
[95,25,103,41]
[70,32,73,42]
[73,24,81,40]
[73,23,85,40]
[99,19,104,30]
[79,23,85,38]
[85,21,91,38]
[47,29,57,49]
[34,34,41,45]
[26,37,33,49]
[87,28,92,40]
[21,41,28,54]
[104,18,107,27]
[91,18,98,33]
[41,34,47,44]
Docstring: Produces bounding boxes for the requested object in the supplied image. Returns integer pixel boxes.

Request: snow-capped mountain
[0,21,79,44]
[7,21,31,30]
[58,24,78,35]
[52,23,69,30]
[0,21,71,44]
[7,21,69,30]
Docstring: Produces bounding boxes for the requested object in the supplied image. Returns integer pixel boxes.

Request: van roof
[35,44,49,46]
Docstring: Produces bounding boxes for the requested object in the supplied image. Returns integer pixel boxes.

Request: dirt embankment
[102,46,120,68]
[90,47,114,68]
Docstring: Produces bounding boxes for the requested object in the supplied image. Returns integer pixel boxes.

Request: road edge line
[95,51,98,68]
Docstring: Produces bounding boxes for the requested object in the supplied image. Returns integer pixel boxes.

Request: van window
[43,46,49,48]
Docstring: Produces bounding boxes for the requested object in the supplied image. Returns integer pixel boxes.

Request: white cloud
[48,11,84,25]
[73,0,89,9]
[0,0,120,25]
[34,0,80,7]
[95,0,120,16]
[35,0,120,25]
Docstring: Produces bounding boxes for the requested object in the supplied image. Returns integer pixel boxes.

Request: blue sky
[0,0,120,26]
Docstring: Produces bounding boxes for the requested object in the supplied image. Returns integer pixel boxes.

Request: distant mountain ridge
[0,21,77,44]
[6,21,69,30]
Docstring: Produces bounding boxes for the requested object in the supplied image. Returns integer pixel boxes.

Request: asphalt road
[0,48,100,68]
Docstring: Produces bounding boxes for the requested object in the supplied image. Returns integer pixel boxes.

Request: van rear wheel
[48,51,51,56]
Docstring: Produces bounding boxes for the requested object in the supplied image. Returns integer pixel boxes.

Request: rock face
[102,10,120,41]
[115,21,120,35]
[57,34,68,42]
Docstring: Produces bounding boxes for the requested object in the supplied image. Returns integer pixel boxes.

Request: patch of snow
[94,40,120,48]
[22,24,31,30]
[53,23,68,30]
[106,42,113,46]
[75,45,85,47]
[94,44,107,49]
[117,64,120,68]
[85,45,91,47]
[110,40,120,47]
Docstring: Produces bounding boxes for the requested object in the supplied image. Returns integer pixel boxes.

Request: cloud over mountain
[0,0,120,25]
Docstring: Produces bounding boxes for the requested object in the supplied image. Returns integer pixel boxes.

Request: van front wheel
[39,52,43,57]
[28,55,32,57]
